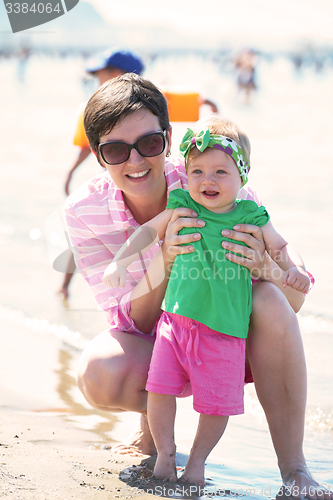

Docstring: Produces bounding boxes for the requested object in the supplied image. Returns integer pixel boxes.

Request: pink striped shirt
[64,158,310,337]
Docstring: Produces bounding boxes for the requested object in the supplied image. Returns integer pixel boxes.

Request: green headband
[179,127,250,186]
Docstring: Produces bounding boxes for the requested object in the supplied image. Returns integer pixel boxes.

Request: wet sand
[0,408,148,500]
[0,316,153,499]
[0,316,203,500]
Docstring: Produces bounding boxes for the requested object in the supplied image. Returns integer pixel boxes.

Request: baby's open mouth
[202,190,219,198]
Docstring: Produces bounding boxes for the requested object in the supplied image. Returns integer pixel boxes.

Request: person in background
[234,49,257,104]
[64,48,145,197]
[58,48,144,300]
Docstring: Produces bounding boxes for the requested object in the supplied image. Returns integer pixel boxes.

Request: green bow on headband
[179,127,250,186]
[179,128,211,159]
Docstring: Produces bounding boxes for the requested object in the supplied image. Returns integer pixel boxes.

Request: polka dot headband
[179,127,250,186]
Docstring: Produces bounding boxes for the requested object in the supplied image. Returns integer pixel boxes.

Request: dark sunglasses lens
[137,133,165,157]
[101,142,129,164]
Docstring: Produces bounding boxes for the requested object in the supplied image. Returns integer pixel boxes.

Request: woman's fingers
[166,231,201,257]
[222,226,264,249]
[221,224,267,274]
[163,208,205,258]
[222,240,265,260]
[169,207,198,222]
[167,209,205,242]
[223,251,252,267]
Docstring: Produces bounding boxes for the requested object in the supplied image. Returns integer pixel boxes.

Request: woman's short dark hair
[84,73,170,152]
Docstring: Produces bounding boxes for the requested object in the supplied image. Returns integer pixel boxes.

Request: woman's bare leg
[180,414,229,487]
[77,329,156,456]
[248,282,332,498]
[147,393,177,482]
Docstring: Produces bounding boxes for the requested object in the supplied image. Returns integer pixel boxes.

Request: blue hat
[85,48,144,75]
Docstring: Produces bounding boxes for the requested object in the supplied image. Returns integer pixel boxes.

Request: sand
[0,408,147,499]
[0,316,157,500]
[0,315,208,499]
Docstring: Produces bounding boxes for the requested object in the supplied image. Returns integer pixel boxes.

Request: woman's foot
[280,464,333,499]
[111,414,156,458]
[153,449,177,482]
[179,458,206,487]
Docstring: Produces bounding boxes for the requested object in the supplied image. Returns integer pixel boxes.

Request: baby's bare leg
[147,392,177,482]
[180,414,229,486]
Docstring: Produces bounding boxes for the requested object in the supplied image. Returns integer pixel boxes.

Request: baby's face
[187,148,242,214]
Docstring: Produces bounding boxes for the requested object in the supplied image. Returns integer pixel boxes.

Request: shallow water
[1,53,333,495]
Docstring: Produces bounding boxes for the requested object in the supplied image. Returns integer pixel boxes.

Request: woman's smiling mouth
[126,169,150,179]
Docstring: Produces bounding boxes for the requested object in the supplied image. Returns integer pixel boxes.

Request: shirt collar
[108,159,184,231]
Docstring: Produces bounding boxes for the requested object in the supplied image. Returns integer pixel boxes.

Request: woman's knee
[76,344,122,409]
[76,331,153,411]
[251,282,298,330]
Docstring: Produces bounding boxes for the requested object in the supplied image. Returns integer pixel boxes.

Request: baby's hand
[282,266,310,293]
[103,263,127,289]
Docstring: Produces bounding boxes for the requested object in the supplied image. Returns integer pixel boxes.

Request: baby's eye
[192,169,202,174]
[217,169,226,174]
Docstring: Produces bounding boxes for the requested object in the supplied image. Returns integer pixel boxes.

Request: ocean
[0,51,332,496]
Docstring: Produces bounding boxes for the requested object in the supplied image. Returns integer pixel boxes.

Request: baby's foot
[153,450,177,482]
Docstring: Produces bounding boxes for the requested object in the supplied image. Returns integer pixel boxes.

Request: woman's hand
[162,207,205,263]
[221,224,306,312]
[221,224,267,278]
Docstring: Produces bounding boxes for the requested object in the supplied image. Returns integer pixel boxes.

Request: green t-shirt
[162,189,270,338]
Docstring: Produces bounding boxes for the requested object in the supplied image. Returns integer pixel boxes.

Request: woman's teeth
[127,170,149,178]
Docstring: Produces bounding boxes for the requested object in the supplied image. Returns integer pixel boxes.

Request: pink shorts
[146,312,246,416]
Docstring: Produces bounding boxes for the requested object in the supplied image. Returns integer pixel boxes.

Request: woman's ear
[167,125,172,155]
[91,147,107,169]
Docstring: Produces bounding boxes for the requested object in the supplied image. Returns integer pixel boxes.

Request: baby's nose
[202,175,216,185]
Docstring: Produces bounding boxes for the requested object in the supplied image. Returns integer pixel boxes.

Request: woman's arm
[129,208,205,334]
[65,200,204,334]
[221,224,306,313]
[103,210,173,288]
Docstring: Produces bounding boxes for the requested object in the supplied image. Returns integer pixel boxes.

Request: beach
[0,404,141,499]
[1,53,333,497]
[0,315,144,499]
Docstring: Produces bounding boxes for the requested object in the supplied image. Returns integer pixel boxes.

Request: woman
[65,73,328,498]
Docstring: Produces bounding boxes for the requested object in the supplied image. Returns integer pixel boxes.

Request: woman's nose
[127,147,145,167]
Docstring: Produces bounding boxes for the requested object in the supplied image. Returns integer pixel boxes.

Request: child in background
[103,117,310,486]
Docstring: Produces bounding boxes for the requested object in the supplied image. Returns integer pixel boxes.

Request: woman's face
[99,109,171,209]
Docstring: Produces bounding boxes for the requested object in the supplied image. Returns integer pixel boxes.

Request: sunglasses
[98,130,167,165]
